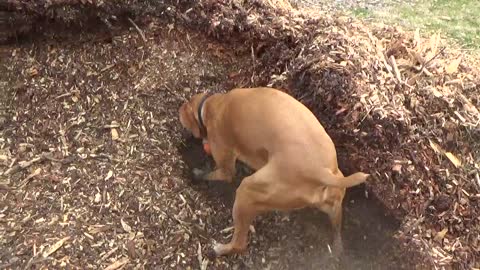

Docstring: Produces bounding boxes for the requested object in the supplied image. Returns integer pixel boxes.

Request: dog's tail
[320,171,370,188]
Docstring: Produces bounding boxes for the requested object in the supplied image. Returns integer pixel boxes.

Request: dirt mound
[1,0,479,269]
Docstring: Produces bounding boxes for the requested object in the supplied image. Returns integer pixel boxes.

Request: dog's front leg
[193,144,236,182]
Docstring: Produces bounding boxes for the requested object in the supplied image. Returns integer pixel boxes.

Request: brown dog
[179,87,369,256]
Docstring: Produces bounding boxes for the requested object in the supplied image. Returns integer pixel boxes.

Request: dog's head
[179,93,207,138]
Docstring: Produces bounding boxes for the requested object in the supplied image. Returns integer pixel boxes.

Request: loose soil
[1,16,414,270]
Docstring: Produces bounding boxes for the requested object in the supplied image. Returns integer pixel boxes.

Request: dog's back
[221,88,336,166]
[218,87,367,188]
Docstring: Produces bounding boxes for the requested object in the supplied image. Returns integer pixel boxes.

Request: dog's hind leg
[212,166,274,256]
[213,180,259,255]
[316,194,345,257]
[329,200,344,256]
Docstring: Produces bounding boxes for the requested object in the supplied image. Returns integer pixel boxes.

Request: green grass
[351,7,371,18]
[350,0,480,49]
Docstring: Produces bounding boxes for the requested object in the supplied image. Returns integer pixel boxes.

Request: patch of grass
[350,0,480,49]
[351,7,372,18]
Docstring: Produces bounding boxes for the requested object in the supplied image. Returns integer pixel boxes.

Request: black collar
[197,93,211,138]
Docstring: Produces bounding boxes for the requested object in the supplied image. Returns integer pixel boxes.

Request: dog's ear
[179,102,201,138]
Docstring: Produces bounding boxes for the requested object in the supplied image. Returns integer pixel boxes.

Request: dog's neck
[197,93,211,138]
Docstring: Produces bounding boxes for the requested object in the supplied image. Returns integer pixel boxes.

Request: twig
[0,261,16,269]
[99,247,119,263]
[3,156,42,176]
[23,256,52,270]
[3,152,74,177]
[409,47,447,84]
[104,257,129,270]
[17,168,42,188]
[251,44,256,84]
[475,173,480,190]
[389,55,402,82]
[127,17,147,42]
[0,181,11,190]
[356,106,375,128]
[405,216,425,234]
[418,47,446,74]
[161,84,186,101]
[381,51,394,71]
[55,92,73,99]
[197,243,203,269]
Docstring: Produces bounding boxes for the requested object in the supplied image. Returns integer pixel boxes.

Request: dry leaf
[445,152,462,167]
[121,219,132,232]
[104,257,129,270]
[434,228,448,242]
[42,236,70,258]
[445,57,462,74]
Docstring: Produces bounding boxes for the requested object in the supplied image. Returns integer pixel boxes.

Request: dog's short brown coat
[179,87,369,256]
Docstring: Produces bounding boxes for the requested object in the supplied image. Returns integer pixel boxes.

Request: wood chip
[18,168,42,188]
[434,228,448,242]
[42,236,70,258]
[392,164,402,173]
[111,128,119,141]
[103,257,129,270]
[429,140,444,154]
[121,219,132,232]
[105,170,113,181]
[126,240,136,258]
[444,152,462,168]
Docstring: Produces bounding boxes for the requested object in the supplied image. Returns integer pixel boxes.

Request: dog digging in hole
[179,87,369,257]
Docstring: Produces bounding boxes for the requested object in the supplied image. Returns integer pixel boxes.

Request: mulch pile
[168,1,480,268]
[1,0,479,269]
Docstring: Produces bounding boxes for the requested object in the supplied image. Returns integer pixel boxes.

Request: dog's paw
[330,239,344,258]
[192,168,205,182]
[213,243,229,256]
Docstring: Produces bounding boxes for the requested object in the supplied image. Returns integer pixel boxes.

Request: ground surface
[1,1,479,269]
[0,19,414,270]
